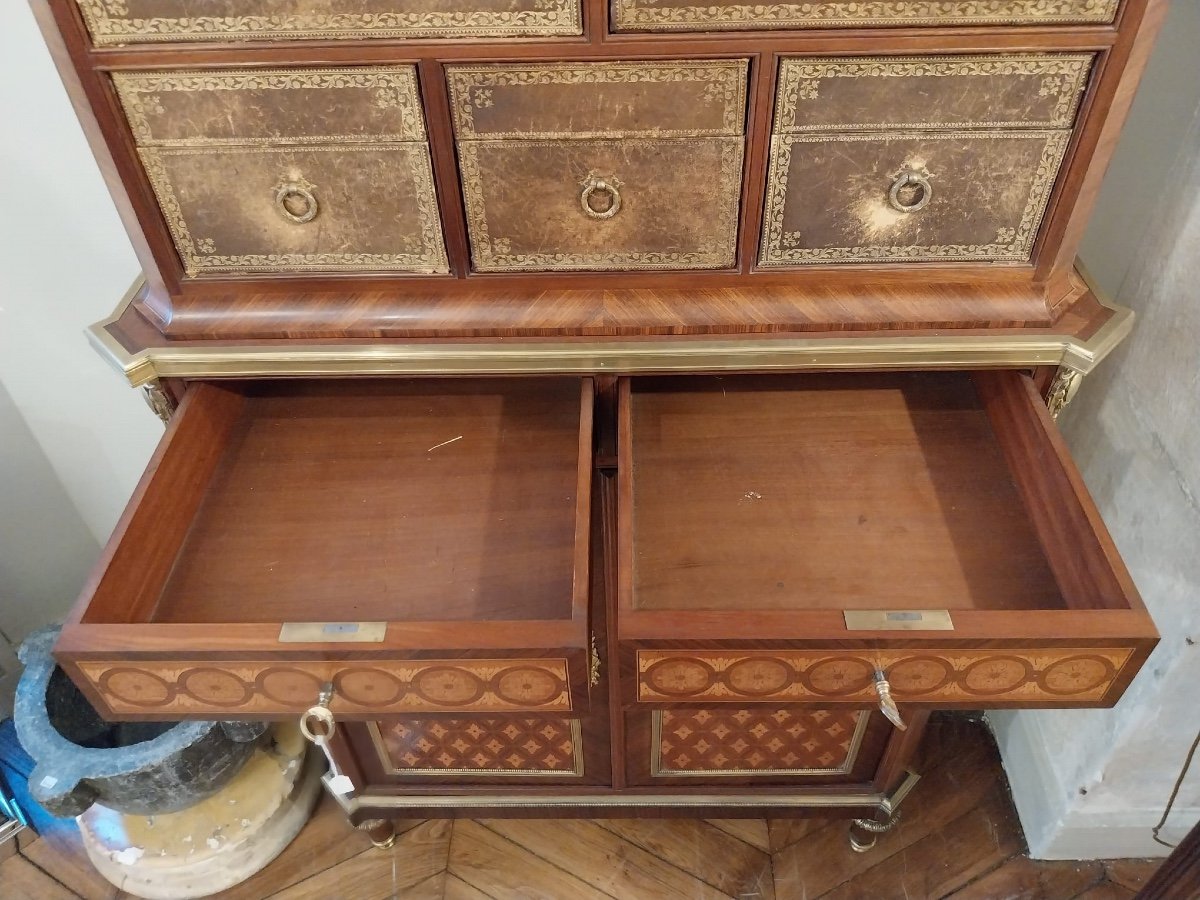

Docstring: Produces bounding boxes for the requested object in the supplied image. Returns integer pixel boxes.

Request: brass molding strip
[89,270,1132,387]
[328,779,899,813]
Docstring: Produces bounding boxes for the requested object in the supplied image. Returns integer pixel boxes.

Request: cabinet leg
[848,811,901,853]
[849,768,921,853]
[358,818,396,850]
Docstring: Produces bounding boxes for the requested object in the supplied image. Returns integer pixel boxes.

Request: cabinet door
[625,707,892,786]
[616,372,1157,717]
[57,378,595,721]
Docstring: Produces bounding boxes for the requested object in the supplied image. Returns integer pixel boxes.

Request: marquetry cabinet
[33,0,1167,844]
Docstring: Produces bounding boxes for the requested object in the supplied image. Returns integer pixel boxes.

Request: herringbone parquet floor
[0,716,1161,899]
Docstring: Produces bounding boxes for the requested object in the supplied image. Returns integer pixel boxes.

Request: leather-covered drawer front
[634,649,1139,707]
[75,0,582,46]
[140,143,447,275]
[114,68,428,146]
[612,0,1119,33]
[759,129,1071,265]
[447,61,748,140]
[458,138,744,272]
[774,55,1093,133]
[625,706,889,785]
[114,68,447,276]
[448,60,748,273]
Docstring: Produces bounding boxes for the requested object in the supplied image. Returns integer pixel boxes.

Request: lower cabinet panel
[350,715,608,786]
[626,707,892,786]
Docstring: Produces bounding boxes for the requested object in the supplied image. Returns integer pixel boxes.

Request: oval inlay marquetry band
[1039,655,1116,695]
[180,667,253,707]
[78,658,573,716]
[98,668,175,707]
[637,648,1135,705]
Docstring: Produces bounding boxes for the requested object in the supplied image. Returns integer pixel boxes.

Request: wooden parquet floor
[1,716,1162,899]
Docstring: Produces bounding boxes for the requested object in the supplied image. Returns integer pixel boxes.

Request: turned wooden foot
[358,818,396,850]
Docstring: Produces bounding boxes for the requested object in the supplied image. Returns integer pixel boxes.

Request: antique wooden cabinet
[32,0,1168,849]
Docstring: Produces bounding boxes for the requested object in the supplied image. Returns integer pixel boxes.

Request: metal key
[300,685,355,796]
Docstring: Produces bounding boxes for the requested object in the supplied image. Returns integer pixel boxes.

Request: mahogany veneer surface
[143,378,584,624]
[630,372,1063,613]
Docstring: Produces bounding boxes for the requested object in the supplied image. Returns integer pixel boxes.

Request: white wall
[0,3,162,684]
[990,0,1200,858]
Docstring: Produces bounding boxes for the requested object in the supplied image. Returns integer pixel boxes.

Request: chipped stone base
[78,725,320,899]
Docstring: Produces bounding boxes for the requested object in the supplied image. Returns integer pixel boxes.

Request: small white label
[327,774,355,796]
[39,776,57,790]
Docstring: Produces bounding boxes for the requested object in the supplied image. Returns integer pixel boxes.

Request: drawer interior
[78,377,592,632]
[619,371,1145,635]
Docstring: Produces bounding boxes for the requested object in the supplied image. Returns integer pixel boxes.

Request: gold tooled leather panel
[774,55,1095,133]
[613,0,1119,33]
[140,143,449,276]
[760,129,1071,265]
[76,0,582,45]
[114,68,427,146]
[459,137,744,272]
[447,60,749,140]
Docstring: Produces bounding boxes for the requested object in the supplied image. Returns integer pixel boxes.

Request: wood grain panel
[626,372,1064,615]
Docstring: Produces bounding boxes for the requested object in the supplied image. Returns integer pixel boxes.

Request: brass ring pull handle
[275,180,319,224]
[873,670,907,731]
[580,175,622,220]
[888,168,932,214]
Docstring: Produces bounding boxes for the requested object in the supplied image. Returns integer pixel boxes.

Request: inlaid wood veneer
[76,659,575,717]
[636,649,1135,705]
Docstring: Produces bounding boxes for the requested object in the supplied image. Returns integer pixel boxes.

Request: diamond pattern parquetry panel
[653,708,868,776]
[370,718,584,776]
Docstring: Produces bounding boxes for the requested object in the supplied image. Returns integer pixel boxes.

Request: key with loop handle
[300,684,355,796]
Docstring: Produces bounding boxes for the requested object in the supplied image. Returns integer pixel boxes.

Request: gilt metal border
[87,267,1131,387]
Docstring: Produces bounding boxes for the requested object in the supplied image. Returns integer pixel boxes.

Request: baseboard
[987,711,1195,859]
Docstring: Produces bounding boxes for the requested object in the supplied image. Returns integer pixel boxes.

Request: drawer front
[367,717,585,779]
[114,68,428,146]
[75,0,582,46]
[775,56,1093,133]
[447,61,748,140]
[72,658,576,718]
[141,143,448,275]
[636,649,1137,707]
[459,138,744,272]
[759,130,1070,266]
[612,0,1119,33]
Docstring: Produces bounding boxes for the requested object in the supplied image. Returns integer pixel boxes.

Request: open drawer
[56,377,594,720]
[618,371,1157,711]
